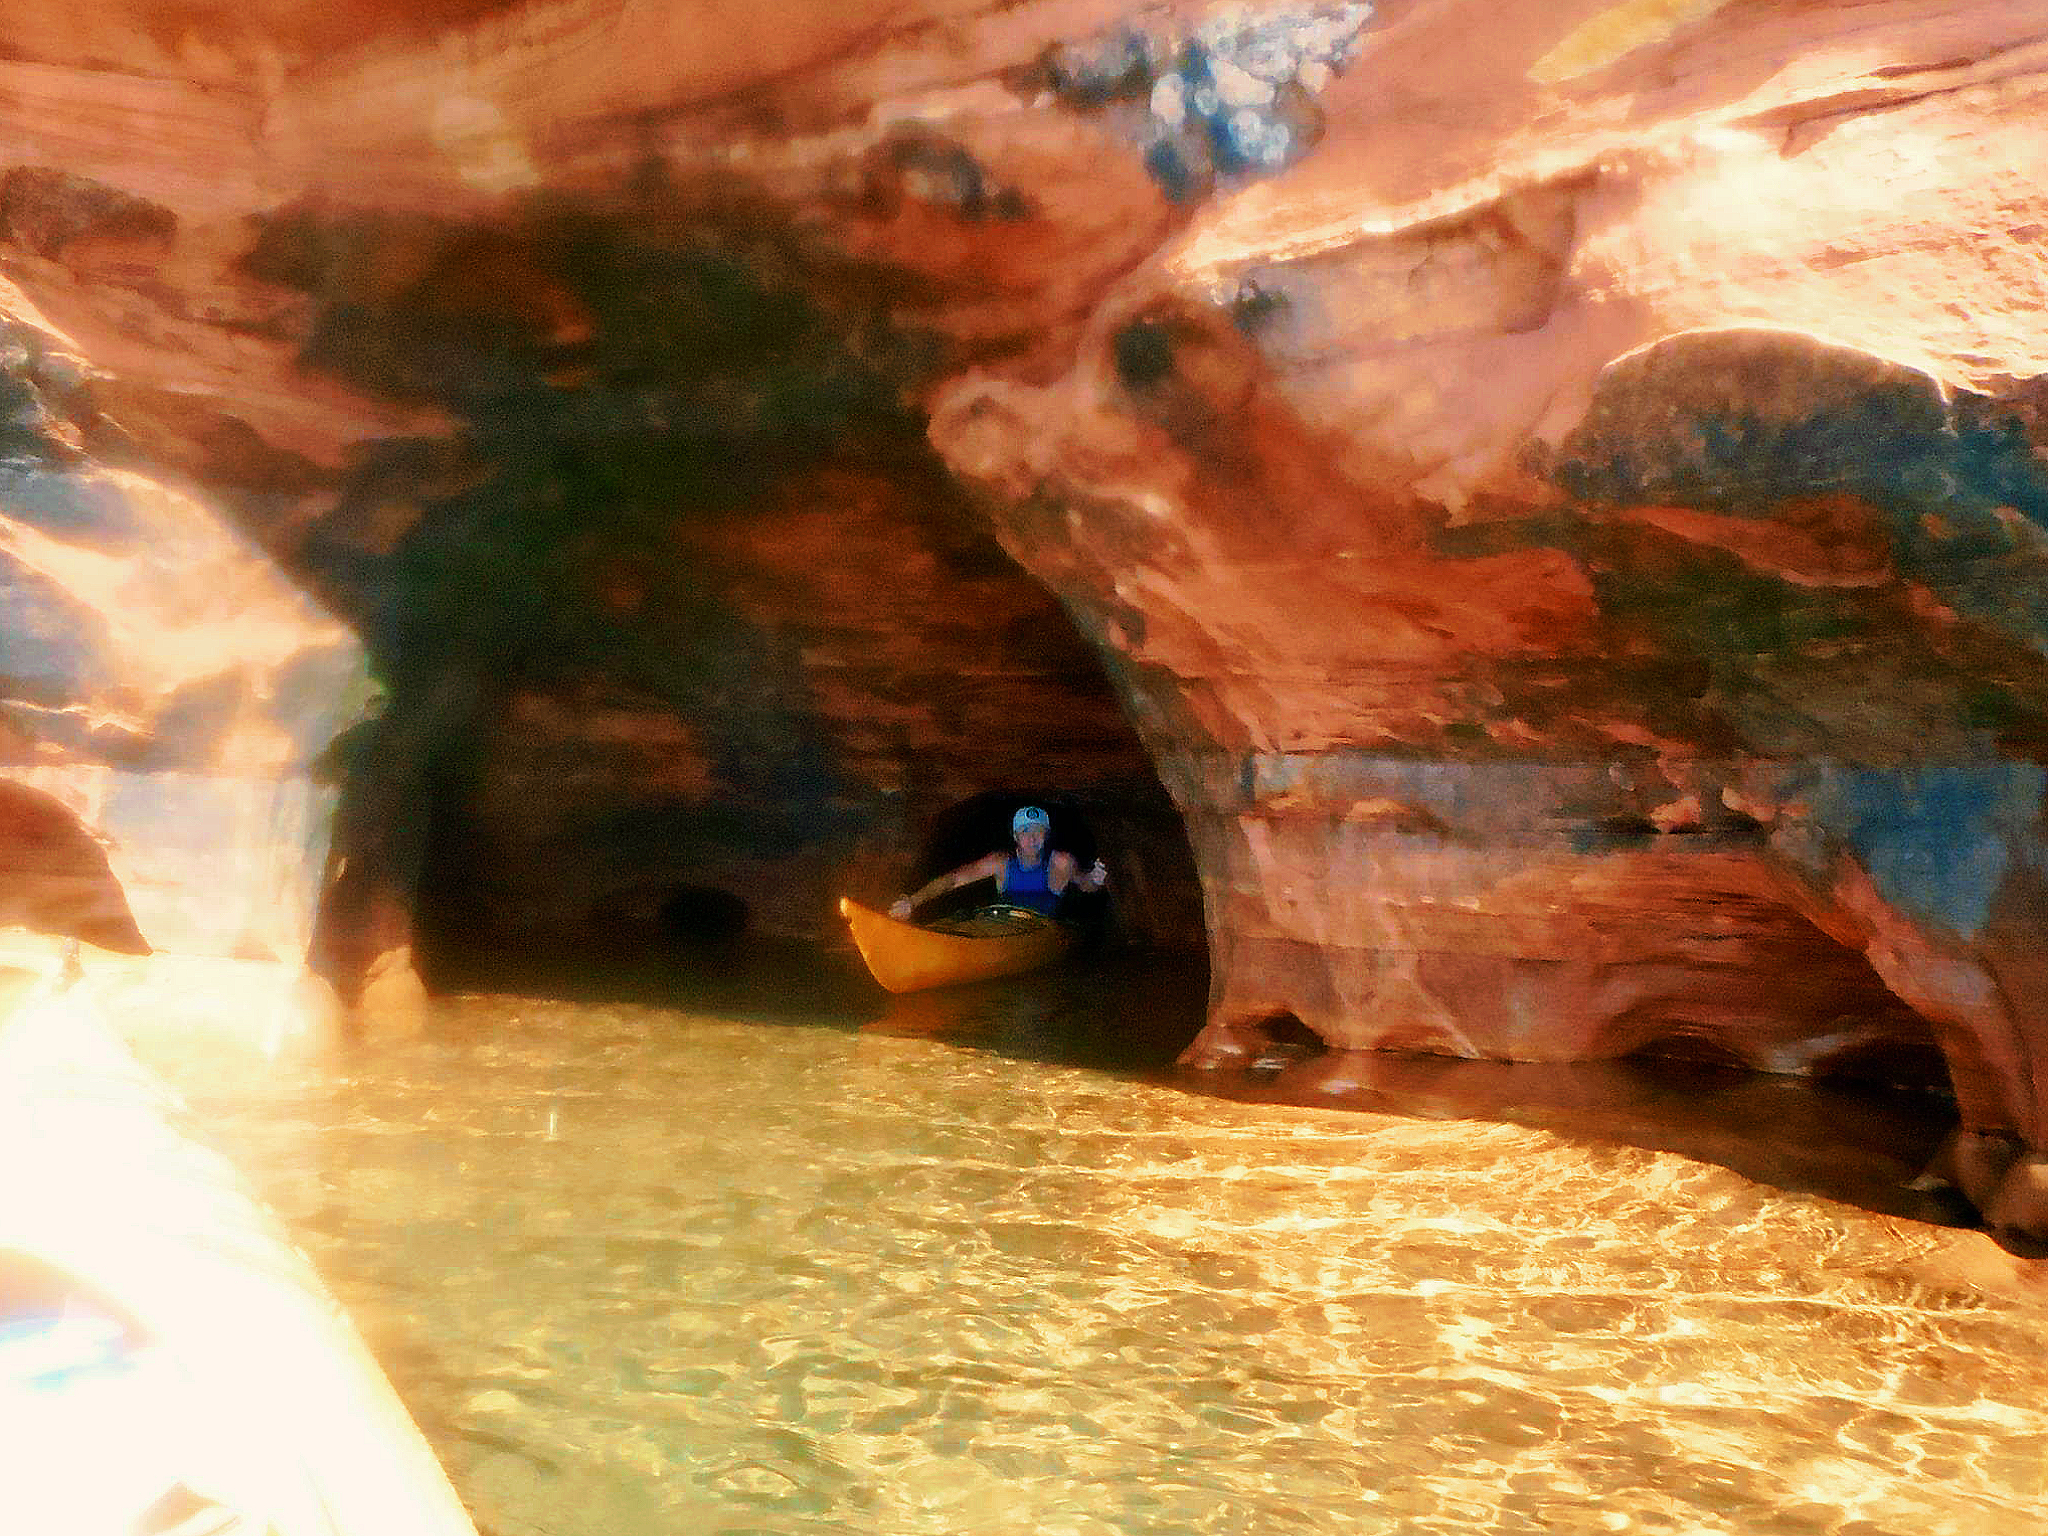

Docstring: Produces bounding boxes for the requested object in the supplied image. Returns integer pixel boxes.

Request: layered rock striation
[3,0,2048,1231]
[928,2,2048,1237]
[0,279,365,967]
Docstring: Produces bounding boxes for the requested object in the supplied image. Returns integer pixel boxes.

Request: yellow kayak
[839,897,1074,993]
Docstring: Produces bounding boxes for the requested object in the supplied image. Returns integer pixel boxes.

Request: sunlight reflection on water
[131,968,2048,1536]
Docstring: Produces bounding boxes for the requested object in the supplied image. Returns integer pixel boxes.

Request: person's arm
[891,853,1005,918]
[1049,851,1108,893]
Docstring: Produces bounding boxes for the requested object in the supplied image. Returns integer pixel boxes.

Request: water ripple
[130,990,2048,1536]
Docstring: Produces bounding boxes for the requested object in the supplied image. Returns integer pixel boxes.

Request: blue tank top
[1000,852,1060,914]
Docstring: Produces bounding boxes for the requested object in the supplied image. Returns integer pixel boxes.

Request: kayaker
[890,805,1107,919]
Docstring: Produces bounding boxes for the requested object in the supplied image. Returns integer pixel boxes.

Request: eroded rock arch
[2,0,2048,1238]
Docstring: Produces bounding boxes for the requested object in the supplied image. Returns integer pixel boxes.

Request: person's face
[1014,821,1047,861]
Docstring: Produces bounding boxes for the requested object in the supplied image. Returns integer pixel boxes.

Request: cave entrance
[401,673,776,994]
[376,486,1216,1000]
[399,635,1212,1002]
[906,791,1102,925]
[278,201,1208,1011]
[903,785,1209,958]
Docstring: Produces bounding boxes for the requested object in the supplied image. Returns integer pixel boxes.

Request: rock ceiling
[5,0,2048,1234]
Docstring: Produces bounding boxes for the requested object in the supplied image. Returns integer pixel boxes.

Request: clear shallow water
[131,957,2048,1536]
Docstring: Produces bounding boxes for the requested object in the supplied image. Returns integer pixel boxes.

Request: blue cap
[1012,806,1050,834]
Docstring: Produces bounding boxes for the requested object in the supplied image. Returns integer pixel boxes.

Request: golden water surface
[134,957,2048,1536]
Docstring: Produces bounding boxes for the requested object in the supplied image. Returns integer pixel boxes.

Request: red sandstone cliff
[5,0,2048,1236]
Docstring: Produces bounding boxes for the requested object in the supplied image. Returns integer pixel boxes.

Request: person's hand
[889,896,913,920]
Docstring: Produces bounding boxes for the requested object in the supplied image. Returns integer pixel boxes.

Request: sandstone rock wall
[0,287,366,965]
[4,0,2048,1230]
[921,0,2048,1236]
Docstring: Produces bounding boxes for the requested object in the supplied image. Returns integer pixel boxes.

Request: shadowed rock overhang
[4,0,2048,1240]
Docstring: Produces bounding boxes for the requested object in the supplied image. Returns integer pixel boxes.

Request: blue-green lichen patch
[1427,506,2048,763]
[1544,329,2048,656]
[1428,330,2048,759]
[852,130,1033,223]
[1032,4,1376,200]
[1227,276,1291,334]
[1761,760,2048,942]
[1036,21,1172,108]
[1421,332,2048,946]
